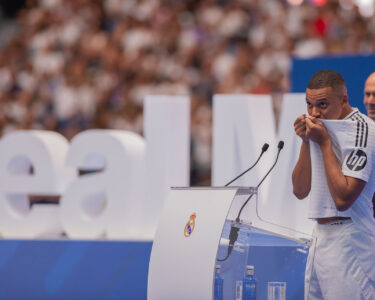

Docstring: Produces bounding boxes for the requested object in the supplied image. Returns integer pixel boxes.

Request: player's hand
[305,117,330,147]
[294,114,308,142]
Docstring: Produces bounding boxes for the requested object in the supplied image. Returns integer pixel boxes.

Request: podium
[148,187,312,300]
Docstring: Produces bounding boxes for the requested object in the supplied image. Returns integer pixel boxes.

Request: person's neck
[340,105,354,119]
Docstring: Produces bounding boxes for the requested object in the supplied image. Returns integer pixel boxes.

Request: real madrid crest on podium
[184,213,196,237]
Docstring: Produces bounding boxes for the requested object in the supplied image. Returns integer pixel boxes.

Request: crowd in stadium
[0,0,374,183]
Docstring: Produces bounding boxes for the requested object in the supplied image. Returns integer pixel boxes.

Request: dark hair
[307,70,346,92]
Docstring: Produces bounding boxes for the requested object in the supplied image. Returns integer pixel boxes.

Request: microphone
[224,143,269,186]
[236,140,284,220]
[218,141,284,262]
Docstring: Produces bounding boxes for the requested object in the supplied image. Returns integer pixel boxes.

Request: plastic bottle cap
[246,265,254,275]
[215,265,221,274]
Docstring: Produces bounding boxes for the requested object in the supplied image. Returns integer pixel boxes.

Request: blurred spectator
[0,0,374,184]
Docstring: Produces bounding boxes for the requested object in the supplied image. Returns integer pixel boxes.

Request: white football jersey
[309,108,375,235]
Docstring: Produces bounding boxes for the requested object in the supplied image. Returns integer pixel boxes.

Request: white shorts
[305,220,375,300]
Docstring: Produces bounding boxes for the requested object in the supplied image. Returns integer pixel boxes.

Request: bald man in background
[364,72,375,218]
[364,72,375,120]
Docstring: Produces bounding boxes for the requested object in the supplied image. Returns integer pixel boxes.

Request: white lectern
[148,187,312,300]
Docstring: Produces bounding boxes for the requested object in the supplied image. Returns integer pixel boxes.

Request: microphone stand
[217,141,284,262]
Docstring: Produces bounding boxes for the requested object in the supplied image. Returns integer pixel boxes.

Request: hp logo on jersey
[346,149,367,171]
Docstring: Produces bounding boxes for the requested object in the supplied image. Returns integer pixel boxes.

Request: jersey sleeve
[342,118,371,182]
[342,147,371,182]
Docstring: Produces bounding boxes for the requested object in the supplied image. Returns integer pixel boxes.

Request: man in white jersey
[292,70,375,300]
[363,72,375,218]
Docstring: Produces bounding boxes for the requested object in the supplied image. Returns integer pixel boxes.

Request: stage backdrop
[291,54,375,114]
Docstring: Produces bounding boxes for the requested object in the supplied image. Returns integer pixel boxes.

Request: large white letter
[0,130,73,238]
[143,95,190,237]
[212,94,277,187]
[60,130,146,239]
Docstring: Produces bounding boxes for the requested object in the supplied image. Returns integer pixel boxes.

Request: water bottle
[242,265,256,300]
[214,265,223,300]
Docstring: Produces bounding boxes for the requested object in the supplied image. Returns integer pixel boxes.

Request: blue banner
[291,54,375,114]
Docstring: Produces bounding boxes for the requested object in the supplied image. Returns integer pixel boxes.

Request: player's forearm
[292,141,311,199]
[320,142,359,211]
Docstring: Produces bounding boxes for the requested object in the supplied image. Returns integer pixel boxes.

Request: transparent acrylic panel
[215,187,313,300]
[229,188,312,244]
[216,221,252,300]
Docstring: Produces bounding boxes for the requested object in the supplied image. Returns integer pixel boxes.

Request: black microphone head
[262,143,269,152]
[278,141,284,150]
